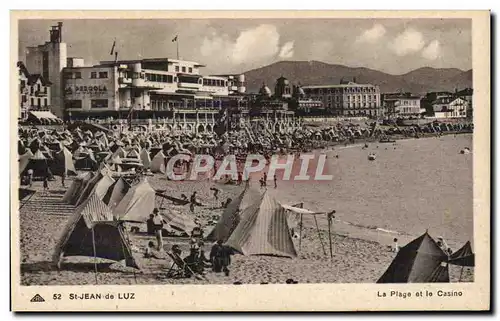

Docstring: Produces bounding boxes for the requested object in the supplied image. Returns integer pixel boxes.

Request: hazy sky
[18,18,471,75]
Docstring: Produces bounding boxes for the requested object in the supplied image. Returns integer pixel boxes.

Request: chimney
[58,22,63,42]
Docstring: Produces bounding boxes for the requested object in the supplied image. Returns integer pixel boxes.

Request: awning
[28,111,63,124]
[282,204,324,215]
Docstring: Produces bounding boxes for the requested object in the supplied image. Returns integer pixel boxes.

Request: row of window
[202,79,227,87]
[20,82,48,94]
[64,71,109,80]
[145,73,176,83]
[305,87,378,95]
[174,66,193,73]
[21,96,48,107]
[64,99,109,109]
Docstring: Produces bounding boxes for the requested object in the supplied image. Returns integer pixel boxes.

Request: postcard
[10,10,490,311]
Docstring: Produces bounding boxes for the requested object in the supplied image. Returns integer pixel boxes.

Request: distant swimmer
[335,155,339,158]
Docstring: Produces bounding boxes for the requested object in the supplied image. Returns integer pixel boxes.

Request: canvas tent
[206,182,261,242]
[21,150,50,177]
[162,209,197,235]
[225,191,297,258]
[51,147,77,176]
[102,177,131,210]
[449,241,474,267]
[150,150,167,173]
[75,172,115,206]
[113,178,156,222]
[62,172,95,204]
[377,232,450,283]
[53,193,139,270]
[18,150,34,175]
[140,149,151,169]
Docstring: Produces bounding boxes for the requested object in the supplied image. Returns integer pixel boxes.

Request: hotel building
[382,93,424,117]
[301,80,381,117]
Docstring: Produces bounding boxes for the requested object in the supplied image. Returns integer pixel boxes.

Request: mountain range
[242,61,472,95]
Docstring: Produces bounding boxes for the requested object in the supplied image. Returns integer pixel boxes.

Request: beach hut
[206,182,261,242]
[53,193,140,270]
[225,190,297,258]
[113,178,156,222]
[377,232,450,283]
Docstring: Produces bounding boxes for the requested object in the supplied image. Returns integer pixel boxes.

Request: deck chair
[165,251,206,280]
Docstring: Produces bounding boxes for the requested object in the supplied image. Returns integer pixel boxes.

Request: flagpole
[176,38,179,60]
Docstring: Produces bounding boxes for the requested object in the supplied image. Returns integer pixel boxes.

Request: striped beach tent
[225,190,297,258]
[53,192,140,270]
[206,182,261,242]
[102,177,131,210]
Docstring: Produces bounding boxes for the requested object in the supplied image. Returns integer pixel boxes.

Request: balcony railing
[35,90,47,97]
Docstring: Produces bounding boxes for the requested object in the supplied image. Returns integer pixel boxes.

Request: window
[30,98,34,106]
[30,86,34,95]
[65,100,82,108]
[175,66,179,72]
[22,95,27,103]
[182,66,186,73]
[44,99,47,106]
[91,99,109,108]
[90,72,97,79]
[37,98,41,106]
[188,67,193,73]
[75,72,82,79]
[20,80,26,89]
[44,87,47,94]
[99,72,108,79]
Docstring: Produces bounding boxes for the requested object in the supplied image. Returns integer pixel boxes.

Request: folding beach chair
[165,251,206,280]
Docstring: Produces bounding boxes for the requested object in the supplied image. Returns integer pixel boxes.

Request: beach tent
[162,209,197,235]
[21,150,50,178]
[225,191,297,258]
[449,241,474,267]
[102,177,131,210]
[75,172,115,206]
[150,150,167,174]
[18,150,34,175]
[62,172,95,204]
[51,147,77,176]
[112,147,127,159]
[140,149,151,169]
[113,178,156,222]
[53,193,139,270]
[74,152,98,171]
[377,232,450,283]
[127,149,140,159]
[206,183,261,242]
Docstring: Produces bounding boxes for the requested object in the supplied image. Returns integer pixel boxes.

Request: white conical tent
[113,178,156,222]
[140,149,151,169]
[150,150,167,173]
[225,191,297,258]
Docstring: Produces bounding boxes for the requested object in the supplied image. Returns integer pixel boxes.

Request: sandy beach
[19,134,474,285]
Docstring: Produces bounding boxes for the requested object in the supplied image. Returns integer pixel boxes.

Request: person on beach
[43,175,49,192]
[190,192,197,213]
[392,238,399,253]
[273,174,277,189]
[210,187,220,201]
[146,214,155,235]
[27,169,33,187]
[237,172,243,185]
[61,172,66,188]
[263,173,267,187]
[152,208,164,251]
[144,241,163,259]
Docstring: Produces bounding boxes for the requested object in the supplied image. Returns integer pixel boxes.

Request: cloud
[356,24,386,43]
[389,28,425,56]
[422,40,441,60]
[200,24,281,65]
[278,41,294,59]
